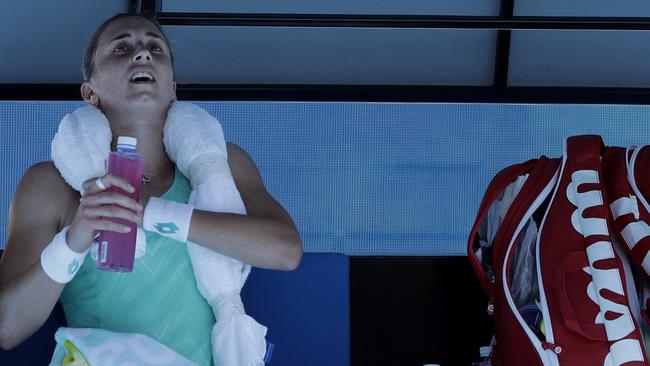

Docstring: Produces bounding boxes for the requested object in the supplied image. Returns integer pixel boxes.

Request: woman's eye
[113,45,128,53]
[150,44,162,52]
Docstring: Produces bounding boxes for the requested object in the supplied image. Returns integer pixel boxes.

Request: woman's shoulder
[21,161,72,188]
[16,161,79,222]
[225,142,255,171]
[22,161,59,176]
[21,161,78,196]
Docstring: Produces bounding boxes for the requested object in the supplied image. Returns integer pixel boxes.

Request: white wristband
[40,227,90,284]
[143,197,194,243]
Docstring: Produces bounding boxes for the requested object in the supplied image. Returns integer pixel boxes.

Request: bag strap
[555,136,645,355]
[627,145,650,214]
[620,146,650,325]
[604,146,650,278]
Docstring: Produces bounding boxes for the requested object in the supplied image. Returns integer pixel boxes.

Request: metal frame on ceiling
[2,0,650,103]
[154,13,650,30]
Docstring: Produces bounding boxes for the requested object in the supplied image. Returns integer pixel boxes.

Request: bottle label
[100,240,108,264]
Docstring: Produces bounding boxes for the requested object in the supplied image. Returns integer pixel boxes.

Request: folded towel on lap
[50,327,197,366]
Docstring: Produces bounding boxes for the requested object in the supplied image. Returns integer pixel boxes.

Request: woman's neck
[105,108,175,186]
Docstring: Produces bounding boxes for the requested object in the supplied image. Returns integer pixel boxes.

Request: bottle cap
[479,346,492,357]
[117,136,137,149]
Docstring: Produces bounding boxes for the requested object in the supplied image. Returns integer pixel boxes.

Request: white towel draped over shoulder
[51,106,111,194]
[51,102,267,366]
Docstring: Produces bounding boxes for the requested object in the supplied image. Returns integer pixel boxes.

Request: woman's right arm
[0,162,141,350]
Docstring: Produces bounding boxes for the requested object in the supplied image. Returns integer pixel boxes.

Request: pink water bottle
[97,136,143,272]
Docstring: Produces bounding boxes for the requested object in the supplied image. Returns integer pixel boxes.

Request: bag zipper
[487,291,495,315]
[502,164,561,366]
[542,342,563,355]
[534,150,571,366]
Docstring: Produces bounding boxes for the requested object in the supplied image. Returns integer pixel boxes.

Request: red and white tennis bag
[468,135,650,366]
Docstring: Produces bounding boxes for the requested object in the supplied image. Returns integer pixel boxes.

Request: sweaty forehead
[99,17,162,45]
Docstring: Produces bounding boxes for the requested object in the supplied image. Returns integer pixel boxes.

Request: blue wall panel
[2,101,650,255]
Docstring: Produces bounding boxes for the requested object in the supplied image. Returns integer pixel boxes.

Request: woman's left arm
[186,143,303,270]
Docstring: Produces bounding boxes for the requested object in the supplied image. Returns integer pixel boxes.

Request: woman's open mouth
[130,72,155,83]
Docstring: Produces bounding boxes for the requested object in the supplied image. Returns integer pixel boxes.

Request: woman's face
[87,16,176,113]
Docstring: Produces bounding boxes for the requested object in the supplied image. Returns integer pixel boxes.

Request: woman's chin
[127,93,173,110]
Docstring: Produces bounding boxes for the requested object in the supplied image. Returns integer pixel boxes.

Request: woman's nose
[132,49,151,63]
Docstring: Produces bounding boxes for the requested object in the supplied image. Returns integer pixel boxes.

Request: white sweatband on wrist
[143,197,194,243]
[40,227,90,284]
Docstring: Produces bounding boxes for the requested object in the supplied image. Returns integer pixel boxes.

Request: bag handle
[626,145,650,218]
[625,145,650,326]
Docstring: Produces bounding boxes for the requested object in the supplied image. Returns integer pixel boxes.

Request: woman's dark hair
[82,13,174,81]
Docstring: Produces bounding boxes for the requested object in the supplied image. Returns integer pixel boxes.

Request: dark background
[351,257,492,366]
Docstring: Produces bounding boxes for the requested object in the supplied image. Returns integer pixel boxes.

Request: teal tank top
[60,168,215,366]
